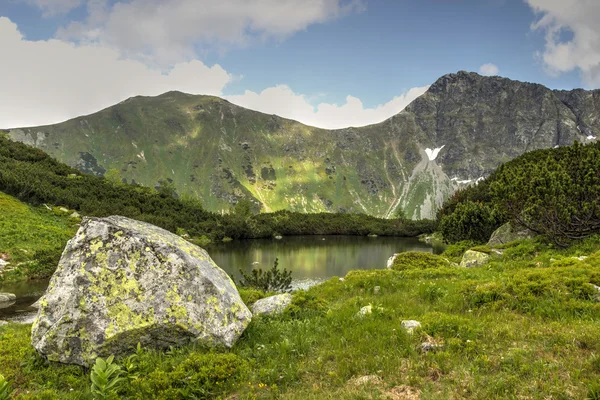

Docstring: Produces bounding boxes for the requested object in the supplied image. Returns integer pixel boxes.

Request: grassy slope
[0,191,77,280]
[1,236,600,399]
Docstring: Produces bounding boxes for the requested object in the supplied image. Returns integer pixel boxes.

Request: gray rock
[58,207,69,213]
[0,293,16,303]
[487,222,536,246]
[460,250,490,268]
[0,259,8,271]
[70,211,81,218]
[401,320,421,334]
[274,235,283,240]
[251,293,292,316]
[420,342,444,353]
[0,321,8,327]
[31,216,252,367]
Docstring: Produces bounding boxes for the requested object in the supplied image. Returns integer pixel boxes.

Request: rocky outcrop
[251,293,292,316]
[31,216,252,367]
[460,250,490,268]
[487,222,536,246]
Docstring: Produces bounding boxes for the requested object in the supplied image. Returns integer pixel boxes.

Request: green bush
[238,258,292,292]
[439,201,502,244]
[391,251,450,271]
[90,355,125,400]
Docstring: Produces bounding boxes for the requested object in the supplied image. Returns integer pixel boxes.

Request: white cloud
[57,0,365,67]
[479,63,499,76]
[0,13,428,131]
[0,17,231,128]
[526,0,600,85]
[21,0,82,16]
[226,85,429,129]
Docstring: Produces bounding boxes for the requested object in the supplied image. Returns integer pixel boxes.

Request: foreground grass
[1,236,600,399]
[0,192,77,281]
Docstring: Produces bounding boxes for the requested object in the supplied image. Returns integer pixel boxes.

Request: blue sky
[0,0,597,128]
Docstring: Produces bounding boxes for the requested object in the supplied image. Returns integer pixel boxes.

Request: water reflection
[206,235,443,281]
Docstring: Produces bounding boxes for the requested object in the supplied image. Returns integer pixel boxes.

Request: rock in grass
[0,293,16,303]
[0,321,8,327]
[386,254,399,269]
[487,222,536,246]
[31,216,252,367]
[251,293,292,316]
[460,250,490,268]
[401,320,421,333]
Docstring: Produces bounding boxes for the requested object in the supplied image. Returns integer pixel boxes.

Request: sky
[0,0,599,129]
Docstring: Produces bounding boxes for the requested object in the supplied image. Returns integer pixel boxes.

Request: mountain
[5,71,598,219]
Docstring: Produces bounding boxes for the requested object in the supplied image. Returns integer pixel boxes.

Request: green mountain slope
[6,71,597,219]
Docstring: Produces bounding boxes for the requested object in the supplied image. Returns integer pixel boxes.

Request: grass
[0,191,77,281]
[1,235,600,398]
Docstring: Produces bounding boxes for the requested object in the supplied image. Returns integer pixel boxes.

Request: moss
[391,251,450,271]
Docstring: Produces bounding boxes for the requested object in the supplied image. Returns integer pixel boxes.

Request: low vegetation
[1,235,600,399]
[238,258,293,292]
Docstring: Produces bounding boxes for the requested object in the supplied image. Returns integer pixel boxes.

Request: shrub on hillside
[439,201,502,244]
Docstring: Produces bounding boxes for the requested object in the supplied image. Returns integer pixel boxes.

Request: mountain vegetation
[0,133,434,281]
[7,72,598,219]
[438,141,600,246]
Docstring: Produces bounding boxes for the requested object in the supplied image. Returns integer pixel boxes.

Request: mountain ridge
[6,71,598,219]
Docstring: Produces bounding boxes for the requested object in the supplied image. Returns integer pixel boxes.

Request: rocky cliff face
[7,71,598,219]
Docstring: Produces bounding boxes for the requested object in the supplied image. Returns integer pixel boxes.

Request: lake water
[0,235,442,321]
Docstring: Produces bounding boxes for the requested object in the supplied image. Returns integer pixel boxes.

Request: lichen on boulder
[31,216,252,367]
[487,222,536,246]
[460,250,490,268]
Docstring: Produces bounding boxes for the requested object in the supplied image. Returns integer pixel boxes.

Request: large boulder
[487,222,536,246]
[31,216,252,367]
[0,293,16,303]
[460,250,490,268]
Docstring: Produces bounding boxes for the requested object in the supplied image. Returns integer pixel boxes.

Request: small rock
[58,207,69,213]
[387,253,399,269]
[70,211,81,219]
[43,204,52,210]
[573,256,588,261]
[401,320,421,333]
[374,286,381,295]
[0,321,8,327]
[0,259,9,271]
[420,342,444,353]
[367,234,378,238]
[460,250,490,268]
[251,293,293,316]
[251,261,260,266]
[491,249,504,255]
[339,277,345,282]
[0,293,16,303]
[274,235,283,240]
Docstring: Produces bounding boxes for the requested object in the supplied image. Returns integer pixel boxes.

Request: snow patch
[587,135,597,140]
[452,177,472,184]
[136,150,146,162]
[425,145,445,161]
[132,142,138,148]
[476,176,485,184]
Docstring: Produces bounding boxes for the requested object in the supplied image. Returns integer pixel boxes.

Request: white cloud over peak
[0,16,427,130]
[526,0,600,85]
[56,0,366,67]
[0,17,231,128]
[479,63,499,76]
[226,85,429,129]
